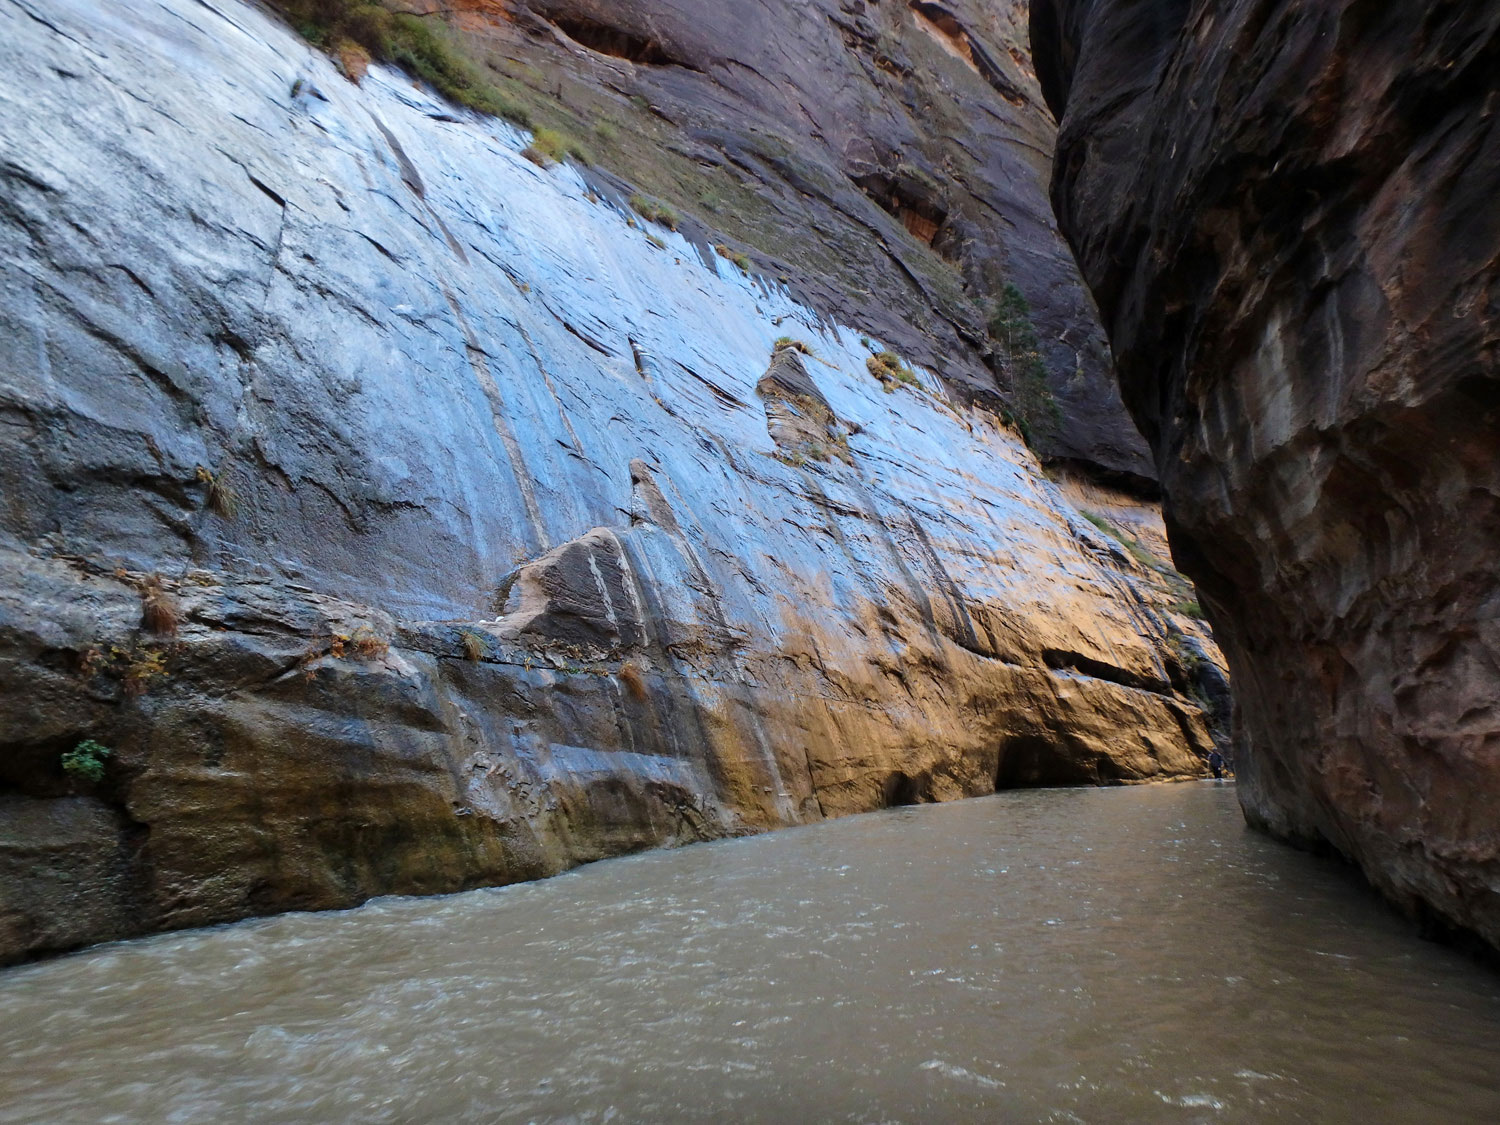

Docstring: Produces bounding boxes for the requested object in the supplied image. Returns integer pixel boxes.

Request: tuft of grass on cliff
[271,0,532,126]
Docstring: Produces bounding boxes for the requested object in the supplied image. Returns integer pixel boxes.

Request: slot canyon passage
[0,0,1495,1120]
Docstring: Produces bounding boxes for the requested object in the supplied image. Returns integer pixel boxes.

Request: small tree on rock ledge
[991,283,1062,450]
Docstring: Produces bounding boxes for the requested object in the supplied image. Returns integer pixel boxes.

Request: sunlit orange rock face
[1034,0,1500,948]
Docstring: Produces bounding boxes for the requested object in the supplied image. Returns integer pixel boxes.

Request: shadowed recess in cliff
[995,734,1116,789]
[853,169,951,251]
[548,15,692,69]
[908,1,1029,106]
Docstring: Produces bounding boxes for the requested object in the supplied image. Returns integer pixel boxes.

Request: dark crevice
[882,770,930,807]
[853,171,950,253]
[995,735,1117,790]
[1042,647,1168,693]
[559,317,616,357]
[551,17,696,70]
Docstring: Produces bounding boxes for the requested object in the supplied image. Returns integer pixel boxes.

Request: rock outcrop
[1034,1,1500,945]
[0,0,1220,963]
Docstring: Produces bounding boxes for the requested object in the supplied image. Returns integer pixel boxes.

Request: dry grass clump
[866,350,919,391]
[349,627,389,660]
[630,194,680,230]
[307,627,390,668]
[196,464,240,519]
[715,244,751,271]
[138,575,180,636]
[617,661,649,701]
[336,39,371,82]
[459,629,488,661]
[772,337,813,356]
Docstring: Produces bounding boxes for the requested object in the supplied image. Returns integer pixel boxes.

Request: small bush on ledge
[715,243,750,272]
[62,740,112,783]
[866,350,919,391]
[630,194,680,231]
[271,0,532,126]
[523,128,591,168]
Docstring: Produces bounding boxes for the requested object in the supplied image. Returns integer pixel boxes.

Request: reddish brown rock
[1033,1,1500,946]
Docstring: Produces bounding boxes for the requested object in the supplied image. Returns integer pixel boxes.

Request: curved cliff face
[0,0,1221,963]
[407,0,1156,482]
[1034,2,1500,944]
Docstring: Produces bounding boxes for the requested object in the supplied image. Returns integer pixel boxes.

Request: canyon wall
[1033,1,1500,945]
[0,0,1221,963]
[399,0,1157,485]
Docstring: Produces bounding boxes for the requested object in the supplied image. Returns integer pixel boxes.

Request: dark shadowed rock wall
[1033,0,1500,946]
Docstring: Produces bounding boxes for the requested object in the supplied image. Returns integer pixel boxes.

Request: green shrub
[270,1,531,126]
[714,243,750,271]
[990,283,1061,449]
[631,194,680,230]
[866,350,919,391]
[527,127,590,166]
[62,739,112,782]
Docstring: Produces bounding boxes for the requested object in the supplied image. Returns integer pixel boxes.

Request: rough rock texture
[1033,1,1500,945]
[0,0,1220,963]
[399,0,1156,482]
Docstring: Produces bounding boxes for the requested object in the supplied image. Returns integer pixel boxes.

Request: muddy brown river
[1,782,1498,1122]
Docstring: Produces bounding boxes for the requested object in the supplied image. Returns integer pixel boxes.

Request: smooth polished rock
[0,0,1216,962]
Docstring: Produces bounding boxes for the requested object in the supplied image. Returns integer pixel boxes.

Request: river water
[2,782,1498,1123]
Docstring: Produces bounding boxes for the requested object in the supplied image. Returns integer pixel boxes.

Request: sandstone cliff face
[406,0,1156,482]
[1034,1,1500,945]
[0,0,1219,963]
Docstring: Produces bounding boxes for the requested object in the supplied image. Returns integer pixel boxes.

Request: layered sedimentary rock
[1033,1,1500,944]
[0,0,1220,963]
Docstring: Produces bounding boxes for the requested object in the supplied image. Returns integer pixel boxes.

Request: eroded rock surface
[1034,1,1500,945]
[0,0,1218,962]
